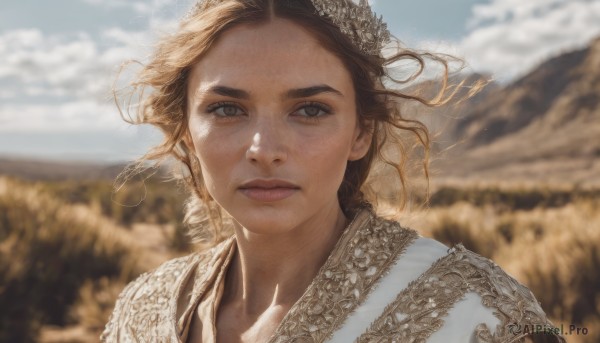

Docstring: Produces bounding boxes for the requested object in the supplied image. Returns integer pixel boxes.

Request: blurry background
[1,0,599,342]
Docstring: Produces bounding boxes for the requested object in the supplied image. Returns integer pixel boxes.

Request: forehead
[188,18,354,95]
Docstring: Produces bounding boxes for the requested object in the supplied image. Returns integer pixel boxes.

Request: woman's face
[186,18,371,235]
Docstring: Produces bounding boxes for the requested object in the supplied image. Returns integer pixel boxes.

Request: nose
[245,119,288,167]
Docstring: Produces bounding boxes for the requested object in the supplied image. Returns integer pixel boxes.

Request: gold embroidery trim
[100,240,229,343]
[101,254,200,343]
[177,237,236,336]
[267,208,419,343]
[356,244,565,343]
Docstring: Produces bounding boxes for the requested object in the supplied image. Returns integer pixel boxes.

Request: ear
[348,123,373,161]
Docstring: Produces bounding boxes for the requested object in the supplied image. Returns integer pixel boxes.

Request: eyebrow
[285,85,344,99]
[203,84,344,100]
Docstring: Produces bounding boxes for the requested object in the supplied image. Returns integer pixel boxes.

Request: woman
[102,0,565,342]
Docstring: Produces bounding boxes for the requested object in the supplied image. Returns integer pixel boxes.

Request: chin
[237,218,298,236]
[230,205,304,235]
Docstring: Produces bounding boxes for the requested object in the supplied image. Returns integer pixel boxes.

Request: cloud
[0,100,126,132]
[0,29,138,101]
[459,0,600,81]
[0,1,186,101]
[0,1,187,160]
[81,0,152,15]
[0,24,163,134]
[467,0,562,28]
[81,0,193,20]
[0,28,150,131]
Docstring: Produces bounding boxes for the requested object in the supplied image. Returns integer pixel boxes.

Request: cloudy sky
[1,0,599,162]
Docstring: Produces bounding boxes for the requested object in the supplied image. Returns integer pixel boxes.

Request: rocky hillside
[432,37,600,185]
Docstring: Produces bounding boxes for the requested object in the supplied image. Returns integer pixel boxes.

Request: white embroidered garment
[101,208,565,343]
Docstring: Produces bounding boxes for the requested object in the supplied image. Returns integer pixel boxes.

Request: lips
[238,179,300,202]
[239,179,300,189]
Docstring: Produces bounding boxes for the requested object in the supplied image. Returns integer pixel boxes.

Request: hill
[0,156,128,181]
[431,37,600,186]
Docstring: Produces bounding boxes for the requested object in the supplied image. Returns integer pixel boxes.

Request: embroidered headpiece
[186,0,391,55]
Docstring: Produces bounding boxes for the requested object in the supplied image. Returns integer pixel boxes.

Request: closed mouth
[238,183,299,202]
[239,179,300,190]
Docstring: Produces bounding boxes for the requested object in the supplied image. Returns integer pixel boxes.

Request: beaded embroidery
[100,244,227,343]
[267,209,418,343]
[355,244,565,343]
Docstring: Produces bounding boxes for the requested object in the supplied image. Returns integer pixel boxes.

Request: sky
[1,0,599,163]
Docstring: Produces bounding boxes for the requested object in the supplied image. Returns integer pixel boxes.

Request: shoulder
[391,241,565,343]
[100,239,232,343]
[355,213,565,342]
[368,212,549,328]
[439,245,566,342]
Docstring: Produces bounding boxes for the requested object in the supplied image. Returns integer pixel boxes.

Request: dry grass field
[1,175,598,342]
[0,176,189,343]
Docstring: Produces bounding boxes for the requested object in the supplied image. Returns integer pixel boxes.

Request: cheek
[300,129,354,187]
[188,120,236,193]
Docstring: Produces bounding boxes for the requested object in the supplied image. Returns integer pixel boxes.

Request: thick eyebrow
[200,84,344,100]
[285,85,344,99]
[206,85,250,99]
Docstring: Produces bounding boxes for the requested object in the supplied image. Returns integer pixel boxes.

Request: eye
[293,102,332,119]
[206,102,245,118]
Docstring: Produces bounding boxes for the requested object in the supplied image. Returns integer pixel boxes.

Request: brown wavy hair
[115,0,480,246]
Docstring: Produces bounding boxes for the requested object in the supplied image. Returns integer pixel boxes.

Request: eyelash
[206,101,243,120]
[293,102,332,122]
[205,101,333,122]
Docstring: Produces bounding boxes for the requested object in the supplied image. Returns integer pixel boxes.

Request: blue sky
[1,0,599,162]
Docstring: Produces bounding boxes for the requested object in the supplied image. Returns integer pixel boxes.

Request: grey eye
[303,106,321,117]
[222,105,238,116]
[210,103,243,117]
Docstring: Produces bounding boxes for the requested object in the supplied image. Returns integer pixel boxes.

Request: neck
[224,203,349,315]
